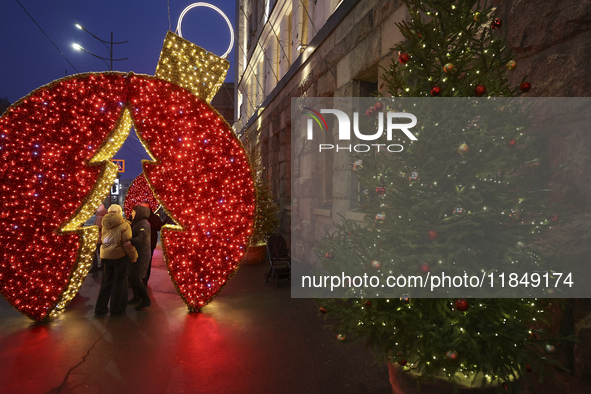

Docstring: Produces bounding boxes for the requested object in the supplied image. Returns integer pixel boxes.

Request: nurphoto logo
[303,107,418,152]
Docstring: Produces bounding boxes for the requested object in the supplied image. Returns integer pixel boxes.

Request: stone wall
[494,0,591,387]
[242,0,407,253]
[211,82,235,125]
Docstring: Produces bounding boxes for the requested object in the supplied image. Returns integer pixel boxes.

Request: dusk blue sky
[1,0,236,180]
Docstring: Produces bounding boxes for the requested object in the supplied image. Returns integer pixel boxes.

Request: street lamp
[72,24,128,71]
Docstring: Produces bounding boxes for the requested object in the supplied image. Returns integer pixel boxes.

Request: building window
[351,66,379,206]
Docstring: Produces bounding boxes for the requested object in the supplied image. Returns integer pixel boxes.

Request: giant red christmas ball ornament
[491,18,503,30]
[0,72,256,320]
[455,298,469,311]
[399,53,410,64]
[374,102,384,111]
[520,82,532,92]
[431,86,441,96]
[428,230,438,241]
[474,85,486,97]
[0,74,127,321]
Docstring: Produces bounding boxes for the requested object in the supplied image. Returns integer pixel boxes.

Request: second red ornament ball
[455,298,469,311]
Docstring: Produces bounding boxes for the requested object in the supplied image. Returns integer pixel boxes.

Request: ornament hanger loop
[177,2,234,58]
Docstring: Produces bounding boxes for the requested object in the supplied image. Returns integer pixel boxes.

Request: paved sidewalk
[0,245,391,394]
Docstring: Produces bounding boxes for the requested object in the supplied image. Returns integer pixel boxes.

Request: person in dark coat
[125,205,152,310]
[139,201,164,285]
[95,204,137,316]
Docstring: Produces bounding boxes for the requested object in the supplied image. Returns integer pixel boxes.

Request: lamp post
[72,24,128,71]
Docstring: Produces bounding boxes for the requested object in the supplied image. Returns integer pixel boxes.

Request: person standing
[95,204,137,316]
[139,201,164,285]
[125,205,152,310]
[89,204,108,273]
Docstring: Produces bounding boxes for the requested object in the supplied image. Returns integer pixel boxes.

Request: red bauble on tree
[399,52,410,64]
[420,262,430,273]
[520,82,532,92]
[446,350,459,361]
[491,18,503,30]
[366,107,376,116]
[374,102,384,111]
[427,230,438,241]
[474,85,486,97]
[455,298,469,311]
[507,138,517,147]
[431,86,441,96]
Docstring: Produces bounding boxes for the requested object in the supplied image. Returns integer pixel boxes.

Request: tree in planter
[251,169,280,246]
[242,132,279,247]
[317,0,570,391]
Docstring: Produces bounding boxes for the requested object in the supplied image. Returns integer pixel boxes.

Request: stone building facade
[211,82,235,125]
[236,0,591,388]
[235,0,406,245]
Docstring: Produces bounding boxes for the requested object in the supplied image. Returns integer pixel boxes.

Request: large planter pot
[242,244,266,264]
[387,362,499,394]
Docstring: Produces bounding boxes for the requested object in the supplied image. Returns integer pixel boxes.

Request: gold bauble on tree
[458,142,470,155]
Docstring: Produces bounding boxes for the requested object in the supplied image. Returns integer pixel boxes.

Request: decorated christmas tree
[251,170,279,246]
[317,0,570,391]
[243,134,279,246]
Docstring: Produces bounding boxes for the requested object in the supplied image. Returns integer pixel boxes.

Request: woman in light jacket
[95,204,137,316]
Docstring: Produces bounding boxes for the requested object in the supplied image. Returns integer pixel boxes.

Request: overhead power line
[15,0,79,73]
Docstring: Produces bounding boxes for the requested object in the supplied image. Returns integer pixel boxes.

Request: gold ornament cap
[155,31,229,103]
